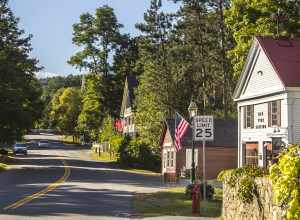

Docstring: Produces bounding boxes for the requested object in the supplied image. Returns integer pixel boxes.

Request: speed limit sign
[193,115,214,141]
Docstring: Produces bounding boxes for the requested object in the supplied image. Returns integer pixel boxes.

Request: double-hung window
[244,105,254,129]
[268,100,281,127]
[166,151,174,168]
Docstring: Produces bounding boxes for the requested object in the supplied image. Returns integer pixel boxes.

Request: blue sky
[9,0,179,77]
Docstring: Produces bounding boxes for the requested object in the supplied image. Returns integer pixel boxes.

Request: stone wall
[223,178,284,220]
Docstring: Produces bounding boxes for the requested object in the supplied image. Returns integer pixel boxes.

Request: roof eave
[255,36,287,89]
[233,37,260,100]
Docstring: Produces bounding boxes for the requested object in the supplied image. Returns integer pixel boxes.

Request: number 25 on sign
[193,116,214,141]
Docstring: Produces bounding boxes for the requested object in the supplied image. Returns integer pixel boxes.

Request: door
[245,142,259,166]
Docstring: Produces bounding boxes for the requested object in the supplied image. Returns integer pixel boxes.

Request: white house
[120,76,138,137]
[234,36,300,168]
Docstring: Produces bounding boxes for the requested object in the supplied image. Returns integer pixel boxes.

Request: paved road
[0,140,214,220]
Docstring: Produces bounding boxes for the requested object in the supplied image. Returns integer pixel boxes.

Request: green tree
[77,74,102,141]
[49,87,81,138]
[69,5,126,120]
[0,0,43,143]
[99,114,115,143]
[68,5,123,76]
[226,0,300,77]
[134,0,176,149]
[38,74,82,128]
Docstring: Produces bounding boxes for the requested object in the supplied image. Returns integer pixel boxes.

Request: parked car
[38,140,50,147]
[13,143,28,155]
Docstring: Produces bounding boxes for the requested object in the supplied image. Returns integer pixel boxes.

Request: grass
[0,163,8,172]
[133,187,222,217]
[91,151,117,162]
[91,151,160,175]
[124,168,160,176]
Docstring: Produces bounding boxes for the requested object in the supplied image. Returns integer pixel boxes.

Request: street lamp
[188,99,198,184]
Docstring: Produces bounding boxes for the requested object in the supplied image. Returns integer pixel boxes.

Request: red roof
[257,36,300,87]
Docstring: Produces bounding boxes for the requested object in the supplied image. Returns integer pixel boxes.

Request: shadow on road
[0,147,165,218]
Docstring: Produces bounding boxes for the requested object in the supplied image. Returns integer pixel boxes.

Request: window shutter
[268,102,271,127]
[251,105,254,128]
[277,100,281,126]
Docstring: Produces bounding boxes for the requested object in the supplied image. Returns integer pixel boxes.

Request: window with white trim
[244,105,254,129]
[166,150,175,168]
[268,100,281,127]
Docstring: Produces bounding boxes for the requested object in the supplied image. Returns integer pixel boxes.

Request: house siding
[162,145,237,181]
[287,91,300,144]
[161,119,237,182]
[238,93,289,167]
[240,48,284,100]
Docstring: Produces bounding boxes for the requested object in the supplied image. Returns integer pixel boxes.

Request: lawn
[91,151,161,175]
[125,168,160,176]
[133,187,222,218]
[91,151,117,162]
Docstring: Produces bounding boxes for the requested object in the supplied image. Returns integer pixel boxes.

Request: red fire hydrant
[192,183,201,214]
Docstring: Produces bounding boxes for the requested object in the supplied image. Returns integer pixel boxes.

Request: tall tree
[208,0,234,117]
[68,5,123,76]
[134,0,176,149]
[0,0,42,143]
[49,87,81,138]
[226,0,300,77]
[174,0,213,113]
[69,5,126,121]
[77,74,102,141]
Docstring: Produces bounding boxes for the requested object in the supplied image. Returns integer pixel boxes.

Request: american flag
[174,112,190,152]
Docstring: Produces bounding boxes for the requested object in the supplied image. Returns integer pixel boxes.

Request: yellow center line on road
[3,159,71,210]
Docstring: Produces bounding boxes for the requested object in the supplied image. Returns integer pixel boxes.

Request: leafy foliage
[68,5,123,76]
[0,0,43,143]
[118,137,160,171]
[218,166,264,203]
[77,74,102,141]
[38,74,82,129]
[109,134,124,154]
[226,0,300,77]
[99,115,115,143]
[49,87,81,136]
[270,145,300,220]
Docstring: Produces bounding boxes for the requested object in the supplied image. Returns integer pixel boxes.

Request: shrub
[217,169,234,182]
[238,175,257,204]
[116,135,131,164]
[117,137,160,171]
[109,134,124,155]
[218,166,264,204]
[270,145,300,220]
